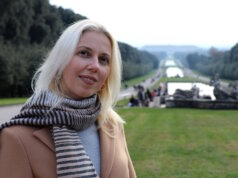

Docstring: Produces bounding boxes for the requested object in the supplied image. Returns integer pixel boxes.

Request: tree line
[0,0,159,97]
[186,44,238,80]
[119,42,158,80]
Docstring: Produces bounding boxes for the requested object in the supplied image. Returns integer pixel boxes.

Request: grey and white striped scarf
[0,90,101,178]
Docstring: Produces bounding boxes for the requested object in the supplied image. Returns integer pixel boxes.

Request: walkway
[0,105,22,124]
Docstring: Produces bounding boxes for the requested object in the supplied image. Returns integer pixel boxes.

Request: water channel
[166,67,184,78]
[165,60,215,100]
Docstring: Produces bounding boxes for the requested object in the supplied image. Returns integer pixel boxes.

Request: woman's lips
[79,75,97,85]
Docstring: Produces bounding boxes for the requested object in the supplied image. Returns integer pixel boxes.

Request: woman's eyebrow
[101,53,111,58]
[77,46,92,51]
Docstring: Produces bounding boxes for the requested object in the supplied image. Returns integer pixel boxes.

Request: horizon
[140,44,232,50]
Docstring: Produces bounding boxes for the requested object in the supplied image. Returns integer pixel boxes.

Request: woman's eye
[78,50,89,57]
[99,56,110,65]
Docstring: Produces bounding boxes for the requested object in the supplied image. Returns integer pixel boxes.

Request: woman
[0,19,136,178]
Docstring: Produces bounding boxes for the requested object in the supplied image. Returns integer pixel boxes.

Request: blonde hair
[32,19,124,129]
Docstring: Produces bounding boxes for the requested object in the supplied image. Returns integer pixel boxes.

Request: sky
[49,0,238,49]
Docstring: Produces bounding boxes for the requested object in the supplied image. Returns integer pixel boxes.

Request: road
[0,105,22,124]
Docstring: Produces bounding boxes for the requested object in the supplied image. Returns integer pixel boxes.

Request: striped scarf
[0,90,101,178]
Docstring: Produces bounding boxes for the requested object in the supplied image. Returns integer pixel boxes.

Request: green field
[0,97,27,106]
[118,108,238,178]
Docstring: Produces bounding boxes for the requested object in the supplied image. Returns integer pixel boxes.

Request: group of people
[128,84,164,107]
[0,19,136,178]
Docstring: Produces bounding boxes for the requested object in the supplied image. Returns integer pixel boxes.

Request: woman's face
[60,31,111,100]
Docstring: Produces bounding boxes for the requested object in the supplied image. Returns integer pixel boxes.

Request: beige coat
[0,123,136,178]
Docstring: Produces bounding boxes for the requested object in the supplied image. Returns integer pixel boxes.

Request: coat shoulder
[1,125,41,136]
[0,125,57,178]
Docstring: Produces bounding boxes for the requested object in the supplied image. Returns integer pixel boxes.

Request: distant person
[0,19,136,178]
[145,88,152,102]
[156,86,161,96]
[137,85,145,106]
[152,89,157,98]
[128,95,139,107]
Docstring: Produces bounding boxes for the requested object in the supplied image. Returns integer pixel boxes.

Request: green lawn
[0,97,27,106]
[118,108,238,178]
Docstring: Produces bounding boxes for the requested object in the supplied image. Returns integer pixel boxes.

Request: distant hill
[142,45,207,55]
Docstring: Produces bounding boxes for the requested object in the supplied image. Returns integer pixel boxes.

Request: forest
[0,0,159,97]
[186,45,238,80]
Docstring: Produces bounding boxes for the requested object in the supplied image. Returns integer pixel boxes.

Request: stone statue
[229,81,238,100]
[173,89,194,99]
[210,74,238,100]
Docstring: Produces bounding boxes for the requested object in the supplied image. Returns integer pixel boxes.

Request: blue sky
[50,0,238,49]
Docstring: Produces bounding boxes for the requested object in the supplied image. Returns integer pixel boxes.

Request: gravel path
[0,105,22,124]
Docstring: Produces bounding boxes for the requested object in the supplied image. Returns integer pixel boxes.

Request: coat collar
[33,124,116,177]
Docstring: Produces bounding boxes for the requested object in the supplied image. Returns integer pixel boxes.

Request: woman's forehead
[77,31,112,54]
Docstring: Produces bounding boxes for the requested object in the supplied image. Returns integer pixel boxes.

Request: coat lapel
[33,127,55,152]
[99,123,116,178]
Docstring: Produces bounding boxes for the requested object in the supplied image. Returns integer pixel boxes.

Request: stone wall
[166,99,238,109]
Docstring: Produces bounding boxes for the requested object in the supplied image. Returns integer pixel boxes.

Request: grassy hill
[118,108,238,178]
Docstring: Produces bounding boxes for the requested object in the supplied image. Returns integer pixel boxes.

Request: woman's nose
[88,57,100,71]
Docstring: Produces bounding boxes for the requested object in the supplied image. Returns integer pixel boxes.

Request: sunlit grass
[0,98,27,106]
[118,108,238,178]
